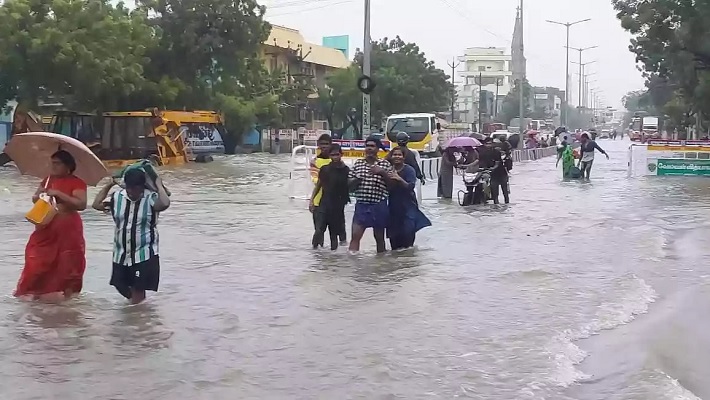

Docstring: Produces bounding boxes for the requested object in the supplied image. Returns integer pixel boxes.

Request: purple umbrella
[443,136,482,149]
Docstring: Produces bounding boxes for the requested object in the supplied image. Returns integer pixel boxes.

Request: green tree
[322,36,451,129]
[613,0,710,129]
[497,79,532,125]
[0,0,156,111]
[132,0,282,151]
[317,66,361,129]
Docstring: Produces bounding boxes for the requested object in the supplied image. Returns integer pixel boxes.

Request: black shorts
[111,256,160,292]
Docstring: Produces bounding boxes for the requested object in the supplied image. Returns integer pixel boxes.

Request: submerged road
[0,139,708,399]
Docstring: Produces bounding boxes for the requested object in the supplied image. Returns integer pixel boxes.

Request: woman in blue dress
[387,147,432,250]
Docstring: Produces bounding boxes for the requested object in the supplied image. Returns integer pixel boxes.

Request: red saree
[14,175,87,297]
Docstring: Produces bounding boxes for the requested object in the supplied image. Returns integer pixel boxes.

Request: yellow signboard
[342,150,388,158]
[648,145,710,152]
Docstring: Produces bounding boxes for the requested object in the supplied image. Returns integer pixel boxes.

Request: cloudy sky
[262,0,645,108]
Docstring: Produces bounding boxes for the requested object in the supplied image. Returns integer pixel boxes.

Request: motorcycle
[458,167,494,206]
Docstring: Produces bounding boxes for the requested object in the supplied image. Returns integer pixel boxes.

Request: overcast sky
[263,0,645,108]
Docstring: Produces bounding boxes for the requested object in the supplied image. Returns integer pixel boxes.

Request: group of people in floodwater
[308,133,431,253]
[555,129,609,180]
[14,151,170,304]
[437,136,513,204]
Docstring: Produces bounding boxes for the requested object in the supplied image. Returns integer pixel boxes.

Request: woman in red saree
[15,150,88,300]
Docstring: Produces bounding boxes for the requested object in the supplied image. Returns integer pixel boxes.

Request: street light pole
[362,0,371,136]
[572,61,596,107]
[546,18,591,126]
[566,45,597,107]
[479,71,484,133]
[518,0,525,141]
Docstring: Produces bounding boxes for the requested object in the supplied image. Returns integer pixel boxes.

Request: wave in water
[521,274,658,398]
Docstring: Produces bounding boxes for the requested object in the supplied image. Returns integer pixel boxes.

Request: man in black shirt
[309,144,351,250]
[478,137,509,204]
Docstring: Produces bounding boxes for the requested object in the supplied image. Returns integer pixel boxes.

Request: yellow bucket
[26,196,57,226]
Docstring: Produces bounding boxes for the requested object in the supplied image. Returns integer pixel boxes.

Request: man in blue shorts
[348,136,393,253]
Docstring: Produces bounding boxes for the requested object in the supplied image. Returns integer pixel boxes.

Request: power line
[268,0,340,9]
[267,0,354,17]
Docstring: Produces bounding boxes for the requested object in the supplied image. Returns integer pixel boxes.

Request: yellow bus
[385,113,442,157]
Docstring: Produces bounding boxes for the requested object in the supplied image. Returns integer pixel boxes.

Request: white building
[455,47,513,124]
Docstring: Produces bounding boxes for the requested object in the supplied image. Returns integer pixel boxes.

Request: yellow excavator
[3,107,227,168]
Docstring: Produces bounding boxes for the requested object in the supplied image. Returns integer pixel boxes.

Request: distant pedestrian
[556,135,576,179]
[437,146,457,199]
[578,133,609,180]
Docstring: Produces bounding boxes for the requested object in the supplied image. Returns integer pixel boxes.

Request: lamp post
[566,45,597,107]
[362,0,371,136]
[546,18,591,126]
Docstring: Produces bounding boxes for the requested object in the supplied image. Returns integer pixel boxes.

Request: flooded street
[1,139,709,399]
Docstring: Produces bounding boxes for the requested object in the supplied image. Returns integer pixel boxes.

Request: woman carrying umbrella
[5,132,108,301]
[15,150,88,300]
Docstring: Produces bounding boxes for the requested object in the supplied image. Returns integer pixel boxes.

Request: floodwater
[0,139,708,399]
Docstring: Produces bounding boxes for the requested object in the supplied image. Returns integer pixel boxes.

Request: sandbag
[113,160,171,196]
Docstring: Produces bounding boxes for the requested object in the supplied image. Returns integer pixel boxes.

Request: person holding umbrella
[4,132,109,301]
[14,150,88,301]
[438,136,482,200]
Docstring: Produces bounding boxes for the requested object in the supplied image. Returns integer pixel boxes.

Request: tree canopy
[613,0,710,132]
[496,79,532,125]
[0,1,454,145]
[320,36,452,127]
[0,0,282,150]
[0,0,156,110]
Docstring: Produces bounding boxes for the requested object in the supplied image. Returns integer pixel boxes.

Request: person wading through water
[348,136,393,253]
[477,137,507,204]
[578,133,609,180]
[93,169,170,304]
[386,147,431,250]
[385,132,425,185]
[309,134,346,244]
[309,144,351,250]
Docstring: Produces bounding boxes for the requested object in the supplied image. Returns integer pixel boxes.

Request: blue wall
[322,35,350,59]
[0,122,10,152]
[243,127,260,146]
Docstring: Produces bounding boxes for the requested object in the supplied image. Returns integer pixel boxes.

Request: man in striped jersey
[92,169,170,304]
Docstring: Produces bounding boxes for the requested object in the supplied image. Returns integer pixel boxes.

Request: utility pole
[447,57,461,123]
[362,0,371,137]
[582,73,597,108]
[494,78,501,118]
[478,72,484,133]
[566,45,597,107]
[572,61,596,107]
[546,18,591,126]
[518,0,525,142]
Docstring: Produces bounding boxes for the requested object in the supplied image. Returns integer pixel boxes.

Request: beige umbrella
[4,132,108,186]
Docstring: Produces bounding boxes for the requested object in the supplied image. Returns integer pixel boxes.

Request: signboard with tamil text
[180,123,225,154]
[650,158,710,176]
